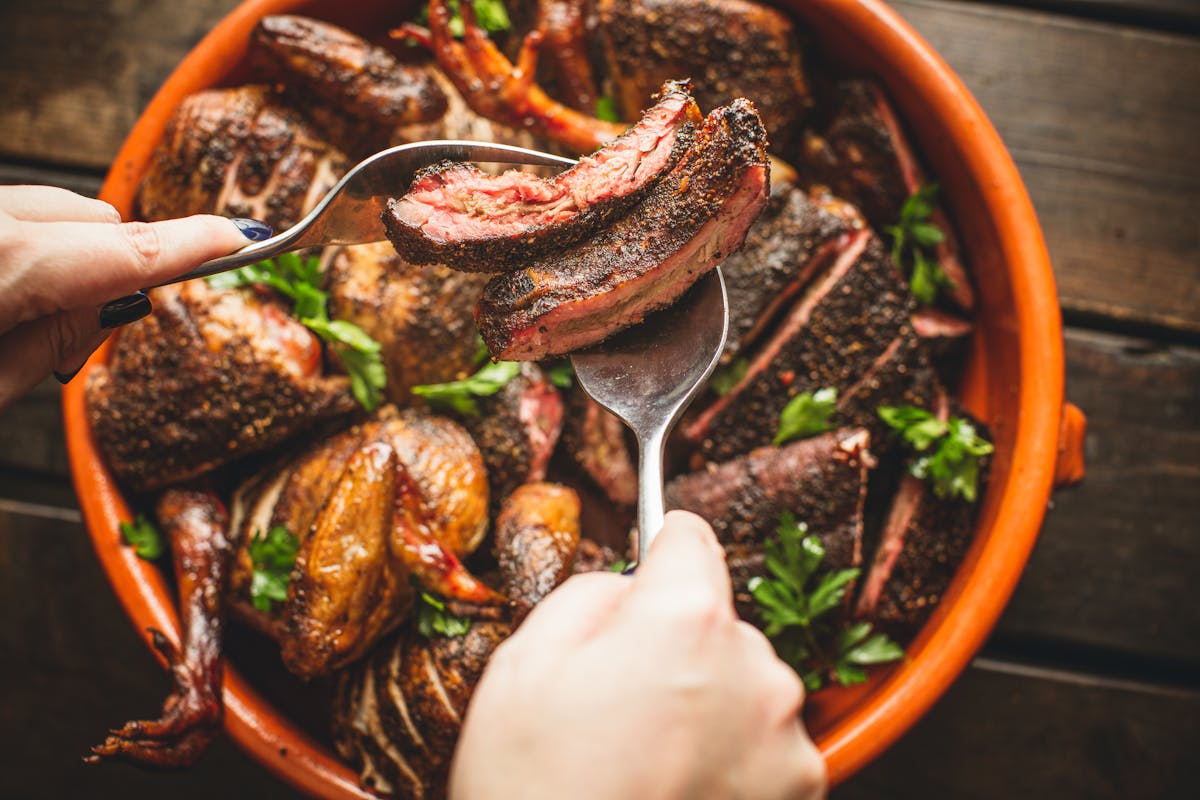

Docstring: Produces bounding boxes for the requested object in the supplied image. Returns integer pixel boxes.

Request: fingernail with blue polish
[100,291,152,329]
[53,367,82,385]
[231,217,273,242]
[622,563,638,576]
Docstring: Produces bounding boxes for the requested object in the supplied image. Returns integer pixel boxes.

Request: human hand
[449,510,827,800]
[0,185,270,410]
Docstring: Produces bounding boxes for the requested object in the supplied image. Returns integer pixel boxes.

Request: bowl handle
[1053,402,1087,487]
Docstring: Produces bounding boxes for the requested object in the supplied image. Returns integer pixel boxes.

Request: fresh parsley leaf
[119,514,164,560]
[249,525,299,613]
[412,360,522,416]
[415,589,472,638]
[885,184,953,305]
[416,0,512,37]
[544,360,574,389]
[595,95,620,123]
[879,405,994,501]
[206,254,388,411]
[709,357,749,397]
[750,511,904,690]
[473,335,491,365]
[607,558,630,573]
[773,387,838,445]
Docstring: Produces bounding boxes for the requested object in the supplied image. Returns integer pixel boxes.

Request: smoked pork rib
[384,80,700,271]
[476,98,770,361]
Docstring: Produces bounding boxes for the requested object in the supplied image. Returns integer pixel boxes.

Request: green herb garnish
[207,252,386,411]
[119,514,164,560]
[416,0,512,37]
[749,512,903,691]
[709,357,748,397]
[773,387,838,445]
[595,95,620,123]
[412,360,522,415]
[544,360,574,389]
[607,558,630,574]
[878,405,994,501]
[884,184,953,305]
[249,525,299,613]
[415,589,472,637]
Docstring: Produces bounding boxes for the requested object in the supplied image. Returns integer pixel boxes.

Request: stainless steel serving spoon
[100,140,577,315]
[572,270,730,566]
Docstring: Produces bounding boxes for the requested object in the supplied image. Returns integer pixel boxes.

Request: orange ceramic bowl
[64,0,1077,795]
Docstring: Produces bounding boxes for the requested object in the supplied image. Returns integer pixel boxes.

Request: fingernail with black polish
[231,217,273,242]
[53,367,82,385]
[100,291,152,329]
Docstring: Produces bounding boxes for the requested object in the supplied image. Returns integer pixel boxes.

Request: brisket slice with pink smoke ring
[475,98,770,361]
[665,428,873,620]
[384,80,700,271]
[684,230,918,461]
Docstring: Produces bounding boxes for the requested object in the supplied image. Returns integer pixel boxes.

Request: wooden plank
[0,506,292,798]
[971,0,1200,33]
[0,0,239,170]
[0,161,104,199]
[993,327,1200,664]
[891,0,1200,334]
[836,657,1200,799]
[0,378,69,478]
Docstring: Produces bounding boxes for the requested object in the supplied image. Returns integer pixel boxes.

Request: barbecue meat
[86,281,356,492]
[685,231,920,460]
[226,406,498,680]
[531,0,600,112]
[596,0,812,145]
[325,242,488,402]
[560,386,638,507]
[476,98,770,360]
[800,78,973,311]
[88,489,231,768]
[666,429,873,618]
[136,86,348,230]
[333,482,582,798]
[384,80,700,270]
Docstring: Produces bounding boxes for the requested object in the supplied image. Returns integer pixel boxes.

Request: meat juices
[475,98,771,360]
[384,80,701,270]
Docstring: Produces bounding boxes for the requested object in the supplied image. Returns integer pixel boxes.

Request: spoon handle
[635,428,668,564]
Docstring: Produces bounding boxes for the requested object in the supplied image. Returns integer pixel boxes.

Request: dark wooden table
[1,1,1197,797]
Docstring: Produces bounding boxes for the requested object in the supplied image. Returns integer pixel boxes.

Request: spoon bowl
[571,269,730,563]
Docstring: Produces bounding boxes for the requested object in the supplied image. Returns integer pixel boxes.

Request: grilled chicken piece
[384,80,700,270]
[596,0,812,144]
[136,86,348,230]
[333,482,582,798]
[325,242,488,403]
[249,15,449,158]
[476,99,770,360]
[88,489,231,768]
[800,78,974,311]
[86,281,356,492]
[227,406,497,680]
[666,429,873,619]
[400,0,625,154]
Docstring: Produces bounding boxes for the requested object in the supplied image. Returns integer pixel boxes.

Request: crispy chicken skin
[227,406,497,680]
[136,86,348,230]
[86,281,357,492]
[333,482,582,798]
[88,489,231,768]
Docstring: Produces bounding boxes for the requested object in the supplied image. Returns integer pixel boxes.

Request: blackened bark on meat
[720,181,862,358]
[911,306,973,358]
[665,429,872,618]
[596,0,812,145]
[854,406,991,640]
[686,232,916,461]
[560,385,639,507]
[476,99,770,360]
[456,364,565,506]
[86,282,357,492]
[384,81,700,270]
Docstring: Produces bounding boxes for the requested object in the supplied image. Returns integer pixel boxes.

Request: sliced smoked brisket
[475,98,770,360]
[384,80,700,270]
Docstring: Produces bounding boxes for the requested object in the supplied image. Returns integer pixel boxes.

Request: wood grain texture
[994,328,1200,664]
[892,0,1200,333]
[836,657,1200,799]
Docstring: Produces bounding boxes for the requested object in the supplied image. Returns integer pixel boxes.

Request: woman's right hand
[449,510,827,800]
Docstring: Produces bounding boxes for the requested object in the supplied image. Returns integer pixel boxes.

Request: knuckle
[95,199,122,224]
[120,221,163,276]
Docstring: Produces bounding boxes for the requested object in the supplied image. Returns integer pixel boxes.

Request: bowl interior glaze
[63,0,1063,795]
